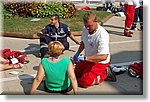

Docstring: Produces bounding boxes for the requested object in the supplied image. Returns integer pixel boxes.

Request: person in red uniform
[73,12,110,88]
[124,0,139,37]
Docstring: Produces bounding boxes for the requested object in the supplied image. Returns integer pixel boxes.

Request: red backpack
[0,48,29,64]
[128,62,143,79]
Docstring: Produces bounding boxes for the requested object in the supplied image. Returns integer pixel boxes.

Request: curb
[1,32,39,39]
[1,13,114,39]
[100,13,115,26]
[1,31,82,39]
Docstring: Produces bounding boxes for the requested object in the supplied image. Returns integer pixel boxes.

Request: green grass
[3,10,111,34]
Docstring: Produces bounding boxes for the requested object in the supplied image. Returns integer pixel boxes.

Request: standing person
[39,14,80,58]
[131,0,143,30]
[73,12,110,88]
[139,0,143,30]
[124,0,138,37]
[30,41,78,95]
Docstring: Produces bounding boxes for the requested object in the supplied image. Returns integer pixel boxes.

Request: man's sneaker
[129,31,133,34]
[111,65,127,75]
[124,31,132,37]
[131,26,135,30]
[134,28,138,31]
[131,27,138,31]
[105,65,117,81]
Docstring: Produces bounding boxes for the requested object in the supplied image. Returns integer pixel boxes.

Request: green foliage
[1,4,13,18]
[35,2,68,18]
[3,10,111,34]
[3,2,77,18]
[62,3,77,18]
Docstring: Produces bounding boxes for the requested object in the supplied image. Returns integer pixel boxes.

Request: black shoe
[131,26,135,30]
[105,65,117,81]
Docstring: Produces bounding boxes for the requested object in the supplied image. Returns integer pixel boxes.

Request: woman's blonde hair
[48,41,65,57]
[83,11,98,23]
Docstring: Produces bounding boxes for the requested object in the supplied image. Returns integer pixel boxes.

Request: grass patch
[3,10,111,34]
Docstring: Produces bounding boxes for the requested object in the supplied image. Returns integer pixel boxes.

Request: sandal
[12,63,23,69]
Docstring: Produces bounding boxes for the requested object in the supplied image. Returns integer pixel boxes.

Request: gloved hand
[73,51,80,63]
[77,55,86,62]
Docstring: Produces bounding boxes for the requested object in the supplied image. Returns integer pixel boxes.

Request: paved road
[0,16,143,95]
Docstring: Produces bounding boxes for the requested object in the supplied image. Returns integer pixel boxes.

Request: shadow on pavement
[33,66,38,71]
[107,30,124,36]
[18,74,34,95]
[103,24,124,29]
[111,50,143,64]
[107,72,143,95]
[24,43,40,57]
[18,74,45,95]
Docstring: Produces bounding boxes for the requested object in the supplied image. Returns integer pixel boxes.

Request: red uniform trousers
[124,4,135,29]
[75,61,109,88]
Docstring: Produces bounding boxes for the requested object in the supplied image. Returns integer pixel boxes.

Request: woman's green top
[41,57,71,91]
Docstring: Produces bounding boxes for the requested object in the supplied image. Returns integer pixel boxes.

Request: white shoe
[135,28,138,30]
[111,65,127,74]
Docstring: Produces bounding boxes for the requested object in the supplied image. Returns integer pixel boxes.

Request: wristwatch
[84,56,87,61]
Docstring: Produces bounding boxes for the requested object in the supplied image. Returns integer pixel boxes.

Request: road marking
[70,40,141,48]
[0,60,141,83]
[110,40,141,44]
[110,61,141,66]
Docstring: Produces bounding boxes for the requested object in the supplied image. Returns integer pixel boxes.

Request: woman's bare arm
[30,63,45,95]
[67,61,78,95]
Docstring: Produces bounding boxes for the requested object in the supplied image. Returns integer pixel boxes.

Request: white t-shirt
[81,23,110,64]
[125,0,140,8]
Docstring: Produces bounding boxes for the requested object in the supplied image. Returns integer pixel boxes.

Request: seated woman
[30,41,78,95]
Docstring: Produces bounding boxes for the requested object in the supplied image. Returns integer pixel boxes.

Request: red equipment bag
[0,49,14,59]
[0,48,29,64]
[128,62,143,79]
[79,6,90,10]
[12,51,28,64]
